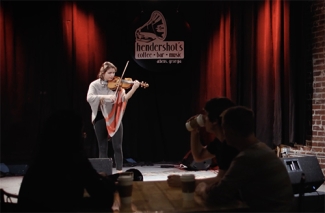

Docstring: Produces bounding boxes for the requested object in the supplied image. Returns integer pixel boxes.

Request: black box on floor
[6,164,29,175]
[281,156,325,194]
[89,158,112,175]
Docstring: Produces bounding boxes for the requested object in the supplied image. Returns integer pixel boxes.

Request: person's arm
[190,130,215,162]
[196,169,226,185]
[124,80,140,101]
[87,82,116,104]
[197,155,249,204]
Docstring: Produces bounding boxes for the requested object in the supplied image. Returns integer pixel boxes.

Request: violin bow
[114,60,129,97]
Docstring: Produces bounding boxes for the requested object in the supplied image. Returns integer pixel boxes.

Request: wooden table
[113,181,249,213]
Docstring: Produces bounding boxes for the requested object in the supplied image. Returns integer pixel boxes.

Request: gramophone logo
[134,10,184,61]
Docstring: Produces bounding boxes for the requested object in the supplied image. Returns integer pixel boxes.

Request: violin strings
[114,61,129,97]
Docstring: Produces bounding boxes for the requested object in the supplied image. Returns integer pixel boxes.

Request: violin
[107,76,149,90]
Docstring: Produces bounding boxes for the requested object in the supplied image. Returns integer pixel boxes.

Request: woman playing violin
[87,61,140,173]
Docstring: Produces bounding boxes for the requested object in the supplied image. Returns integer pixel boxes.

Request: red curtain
[61,1,106,84]
[61,2,108,110]
[197,0,292,147]
[200,6,233,103]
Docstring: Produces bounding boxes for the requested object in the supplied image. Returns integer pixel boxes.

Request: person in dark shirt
[18,109,117,212]
[206,137,239,174]
[196,106,294,212]
[168,97,239,187]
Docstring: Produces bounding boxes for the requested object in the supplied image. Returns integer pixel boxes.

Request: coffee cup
[117,175,133,205]
[185,114,205,131]
[118,172,134,180]
[180,174,196,200]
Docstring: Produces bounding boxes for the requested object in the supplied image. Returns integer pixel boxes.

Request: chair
[0,188,20,212]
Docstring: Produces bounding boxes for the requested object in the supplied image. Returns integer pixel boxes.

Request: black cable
[298,172,306,212]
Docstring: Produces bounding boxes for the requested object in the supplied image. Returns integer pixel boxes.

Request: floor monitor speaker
[281,156,324,194]
[89,158,113,175]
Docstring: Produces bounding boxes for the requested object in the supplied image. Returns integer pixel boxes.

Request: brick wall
[288,0,325,180]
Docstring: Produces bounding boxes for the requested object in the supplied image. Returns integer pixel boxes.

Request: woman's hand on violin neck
[132,80,140,90]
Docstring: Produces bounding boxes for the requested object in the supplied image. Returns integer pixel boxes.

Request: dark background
[1,0,312,165]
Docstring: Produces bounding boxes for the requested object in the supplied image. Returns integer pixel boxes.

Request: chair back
[0,188,20,212]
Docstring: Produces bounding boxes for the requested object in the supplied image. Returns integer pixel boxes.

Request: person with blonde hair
[87,61,140,173]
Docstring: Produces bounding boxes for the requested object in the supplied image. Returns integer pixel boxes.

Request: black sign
[127,10,191,72]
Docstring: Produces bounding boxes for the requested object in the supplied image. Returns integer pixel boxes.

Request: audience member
[18,109,117,212]
[168,97,239,187]
[195,106,294,212]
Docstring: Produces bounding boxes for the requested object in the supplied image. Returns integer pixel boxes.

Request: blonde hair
[98,61,117,80]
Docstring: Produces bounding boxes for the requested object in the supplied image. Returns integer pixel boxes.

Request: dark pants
[93,112,123,171]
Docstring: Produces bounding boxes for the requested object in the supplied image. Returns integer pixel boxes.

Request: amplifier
[89,158,113,175]
[281,156,325,194]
